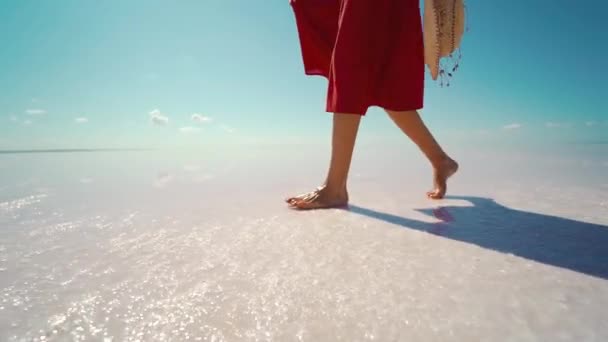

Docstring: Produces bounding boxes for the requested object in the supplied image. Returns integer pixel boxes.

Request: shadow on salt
[348,195,608,280]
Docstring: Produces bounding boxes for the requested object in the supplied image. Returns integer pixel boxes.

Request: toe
[286,196,300,204]
[288,198,304,208]
[286,191,316,204]
[433,192,445,200]
[292,199,318,210]
[294,201,312,210]
[427,189,444,199]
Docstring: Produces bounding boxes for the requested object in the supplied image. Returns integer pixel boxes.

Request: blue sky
[0,0,606,150]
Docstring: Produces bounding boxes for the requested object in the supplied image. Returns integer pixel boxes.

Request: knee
[385,109,417,117]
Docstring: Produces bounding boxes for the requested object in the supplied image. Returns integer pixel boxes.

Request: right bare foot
[286,185,349,210]
[427,157,459,200]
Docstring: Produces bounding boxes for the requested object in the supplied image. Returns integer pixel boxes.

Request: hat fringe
[424,0,468,87]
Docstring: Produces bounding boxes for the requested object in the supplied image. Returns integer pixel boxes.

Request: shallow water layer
[1,144,607,341]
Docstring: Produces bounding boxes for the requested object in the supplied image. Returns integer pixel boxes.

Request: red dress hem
[291,0,425,116]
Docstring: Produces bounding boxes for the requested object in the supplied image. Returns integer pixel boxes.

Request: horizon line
[0,148,155,155]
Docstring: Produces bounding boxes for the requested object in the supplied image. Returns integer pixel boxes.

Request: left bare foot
[427,157,459,200]
[286,185,349,210]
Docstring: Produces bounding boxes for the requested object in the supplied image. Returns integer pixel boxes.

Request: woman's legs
[385,109,458,199]
[287,113,361,209]
[286,109,458,209]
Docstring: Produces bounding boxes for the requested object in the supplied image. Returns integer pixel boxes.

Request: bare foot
[286,185,349,210]
[427,157,459,200]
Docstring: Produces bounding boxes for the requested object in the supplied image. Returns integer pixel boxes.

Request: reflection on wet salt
[153,172,172,188]
[0,148,607,341]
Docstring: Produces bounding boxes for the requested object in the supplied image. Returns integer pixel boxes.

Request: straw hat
[424,0,466,84]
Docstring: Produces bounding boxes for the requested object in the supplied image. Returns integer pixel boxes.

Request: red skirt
[290,0,425,115]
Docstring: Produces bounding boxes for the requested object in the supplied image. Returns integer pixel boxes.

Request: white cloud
[179,126,200,134]
[154,172,172,188]
[585,121,596,127]
[221,124,235,133]
[79,177,93,184]
[25,109,46,115]
[75,117,88,124]
[23,119,32,125]
[151,115,169,125]
[192,113,212,124]
[151,115,168,125]
[503,123,522,130]
[9,115,18,122]
[149,109,169,126]
[193,174,214,183]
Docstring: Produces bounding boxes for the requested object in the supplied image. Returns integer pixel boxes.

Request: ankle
[321,182,348,196]
[429,153,451,168]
